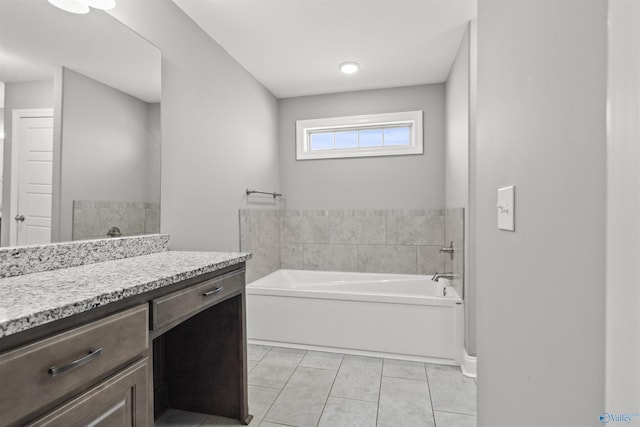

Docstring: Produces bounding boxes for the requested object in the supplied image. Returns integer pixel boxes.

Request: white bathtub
[246,269,464,365]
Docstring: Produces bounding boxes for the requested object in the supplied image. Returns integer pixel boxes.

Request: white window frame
[296,110,423,160]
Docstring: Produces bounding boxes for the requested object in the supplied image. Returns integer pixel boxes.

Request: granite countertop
[0,251,251,338]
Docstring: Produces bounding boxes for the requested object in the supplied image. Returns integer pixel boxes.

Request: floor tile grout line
[433,409,478,417]
[298,350,345,372]
[321,394,380,405]
[314,352,345,427]
[425,362,437,427]
[265,421,303,427]
[375,358,384,427]
[328,395,379,404]
[381,373,429,383]
[260,349,309,426]
[195,410,208,427]
[248,344,273,365]
[296,364,341,372]
[250,384,282,391]
[259,422,300,427]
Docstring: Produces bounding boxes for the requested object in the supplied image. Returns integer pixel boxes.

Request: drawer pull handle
[48,347,103,377]
[202,287,223,297]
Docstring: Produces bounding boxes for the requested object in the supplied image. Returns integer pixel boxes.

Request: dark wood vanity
[0,263,251,427]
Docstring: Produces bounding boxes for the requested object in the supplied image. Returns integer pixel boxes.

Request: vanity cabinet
[0,262,250,427]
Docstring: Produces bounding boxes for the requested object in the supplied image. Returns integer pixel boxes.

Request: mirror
[0,0,161,247]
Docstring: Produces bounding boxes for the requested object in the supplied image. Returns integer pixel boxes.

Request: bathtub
[246,269,464,365]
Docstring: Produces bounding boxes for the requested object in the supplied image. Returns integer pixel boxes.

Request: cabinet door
[27,358,150,427]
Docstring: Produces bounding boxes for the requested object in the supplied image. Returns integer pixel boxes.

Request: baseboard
[461,347,477,378]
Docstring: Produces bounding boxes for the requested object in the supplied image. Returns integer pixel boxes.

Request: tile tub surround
[0,250,251,337]
[240,208,465,282]
[72,200,161,240]
[444,208,464,299]
[156,344,477,427]
[282,209,448,276]
[239,209,282,283]
[0,233,170,279]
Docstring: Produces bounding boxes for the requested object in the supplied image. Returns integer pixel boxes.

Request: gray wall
[467,19,478,371]
[147,102,161,206]
[59,69,154,242]
[445,25,470,212]
[476,1,606,426]
[278,84,445,210]
[606,0,640,411]
[110,1,280,252]
[445,24,474,357]
[1,80,54,246]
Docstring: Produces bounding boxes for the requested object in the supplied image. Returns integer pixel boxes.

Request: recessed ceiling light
[339,62,360,74]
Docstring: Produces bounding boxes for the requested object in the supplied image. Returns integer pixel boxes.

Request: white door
[10,109,54,246]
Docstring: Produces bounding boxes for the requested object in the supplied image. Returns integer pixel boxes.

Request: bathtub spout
[431,272,454,282]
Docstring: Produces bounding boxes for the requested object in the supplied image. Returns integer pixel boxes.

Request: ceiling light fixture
[339,61,360,74]
[47,0,116,14]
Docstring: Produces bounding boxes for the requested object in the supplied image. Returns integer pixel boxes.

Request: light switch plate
[497,185,515,231]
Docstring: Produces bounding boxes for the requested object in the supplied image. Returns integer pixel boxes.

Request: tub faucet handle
[439,241,455,260]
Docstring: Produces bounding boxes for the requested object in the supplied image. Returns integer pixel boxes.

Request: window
[296,110,423,160]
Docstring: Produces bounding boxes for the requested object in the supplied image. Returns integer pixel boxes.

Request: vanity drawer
[0,305,148,427]
[26,357,150,427]
[151,269,244,330]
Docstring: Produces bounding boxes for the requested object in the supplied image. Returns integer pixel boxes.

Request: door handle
[14,215,25,222]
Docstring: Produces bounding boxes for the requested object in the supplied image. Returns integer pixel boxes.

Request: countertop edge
[0,252,251,339]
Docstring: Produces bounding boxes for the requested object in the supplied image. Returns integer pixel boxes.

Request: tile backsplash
[240,208,464,286]
[0,234,169,278]
[73,200,160,240]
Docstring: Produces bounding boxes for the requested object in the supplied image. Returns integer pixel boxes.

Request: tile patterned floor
[155,345,477,427]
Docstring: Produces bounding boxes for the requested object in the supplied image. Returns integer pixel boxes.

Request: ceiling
[173,0,477,99]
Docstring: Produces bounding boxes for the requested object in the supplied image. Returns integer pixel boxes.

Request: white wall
[476,1,606,426]
[278,84,445,209]
[58,68,154,241]
[606,0,640,412]
[445,24,474,356]
[110,1,280,251]
[1,80,54,246]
